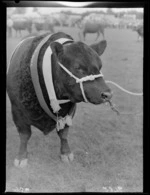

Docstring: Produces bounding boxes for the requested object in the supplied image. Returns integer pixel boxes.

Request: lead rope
[105,100,143,116]
[105,80,143,96]
[107,100,120,115]
[104,80,143,116]
[100,80,143,116]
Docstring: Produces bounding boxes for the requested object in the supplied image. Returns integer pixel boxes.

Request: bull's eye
[78,68,84,74]
[74,65,85,74]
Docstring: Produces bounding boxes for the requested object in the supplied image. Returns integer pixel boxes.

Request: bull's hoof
[61,153,74,163]
[14,158,28,168]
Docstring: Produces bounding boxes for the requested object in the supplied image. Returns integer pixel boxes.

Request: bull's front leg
[83,31,86,41]
[102,32,105,40]
[57,126,74,163]
[95,31,100,41]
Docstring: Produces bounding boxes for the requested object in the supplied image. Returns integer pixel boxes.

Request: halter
[57,61,104,102]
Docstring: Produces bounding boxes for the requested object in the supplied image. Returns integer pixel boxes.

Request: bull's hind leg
[14,125,31,168]
[83,31,86,41]
[11,106,32,167]
[57,126,74,163]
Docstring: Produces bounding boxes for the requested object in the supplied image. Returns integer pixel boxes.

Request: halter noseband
[58,61,104,102]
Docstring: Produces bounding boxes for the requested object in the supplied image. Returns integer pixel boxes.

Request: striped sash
[30,34,75,125]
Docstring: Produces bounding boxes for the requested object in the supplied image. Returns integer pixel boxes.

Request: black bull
[7,32,112,166]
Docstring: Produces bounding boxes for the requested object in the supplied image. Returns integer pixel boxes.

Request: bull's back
[13,21,26,30]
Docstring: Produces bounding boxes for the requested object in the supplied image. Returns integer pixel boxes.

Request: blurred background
[6,7,143,39]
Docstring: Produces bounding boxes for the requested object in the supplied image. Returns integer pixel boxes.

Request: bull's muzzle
[58,61,105,103]
[101,91,113,101]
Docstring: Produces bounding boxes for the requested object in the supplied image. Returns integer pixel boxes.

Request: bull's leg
[14,126,31,168]
[83,32,86,41]
[16,30,19,37]
[79,31,85,41]
[95,31,100,41]
[78,32,81,41]
[15,30,17,37]
[137,34,141,41]
[11,106,32,167]
[102,32,105,40]
[138,35,142,41]
[19,30,22,37]
[57,126,74,163]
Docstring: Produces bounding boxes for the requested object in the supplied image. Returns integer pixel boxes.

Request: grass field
[6,27,143,192]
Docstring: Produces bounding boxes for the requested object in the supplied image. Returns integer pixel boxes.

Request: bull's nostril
[101,92,112,99]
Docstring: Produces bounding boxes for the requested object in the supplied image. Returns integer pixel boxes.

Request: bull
[12,18,32,37]
[34,21,54,33]
[78,21,105,41]
[133,25,143,41]
[7,32,112,167]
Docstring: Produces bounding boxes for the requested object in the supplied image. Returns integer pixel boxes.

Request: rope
[100,80,143,115]
[99,107,143,116]
[119,112,143,115]
[105,80,143,96]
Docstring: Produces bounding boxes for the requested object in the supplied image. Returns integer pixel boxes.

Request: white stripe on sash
[42,38,73,104]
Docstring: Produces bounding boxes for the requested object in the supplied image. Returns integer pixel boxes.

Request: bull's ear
[50,42,63,56]
[90,40,107,56]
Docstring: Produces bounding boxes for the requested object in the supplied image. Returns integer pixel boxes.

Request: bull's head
[50,39,112,105]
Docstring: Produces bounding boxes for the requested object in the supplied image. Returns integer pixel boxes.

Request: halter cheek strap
[58,61,104,103]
